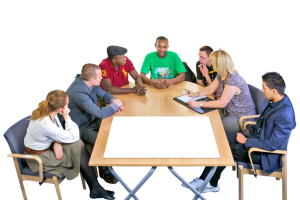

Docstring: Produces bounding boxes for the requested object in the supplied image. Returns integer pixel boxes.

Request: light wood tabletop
[89,81,234,167]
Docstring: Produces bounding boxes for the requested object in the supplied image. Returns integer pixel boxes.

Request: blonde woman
[185,49,256,132]
[24,90,115,199]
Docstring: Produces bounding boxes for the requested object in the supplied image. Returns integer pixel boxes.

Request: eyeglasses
[199,56,209,60]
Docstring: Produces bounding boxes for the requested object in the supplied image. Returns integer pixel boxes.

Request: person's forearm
[171,73,185,84]
[134,76,144,85]
[196,86,215,97]
[202,99,227,108]
[197,79,206,87]
[104,85,135,94]
[141,73,153,85]
[205,75,213,85]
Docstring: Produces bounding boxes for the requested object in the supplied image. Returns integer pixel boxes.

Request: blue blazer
[245,94,296,173]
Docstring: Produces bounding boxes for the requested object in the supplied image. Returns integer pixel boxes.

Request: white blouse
[24,115,80,150]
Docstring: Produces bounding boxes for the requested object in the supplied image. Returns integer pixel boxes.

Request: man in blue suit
[183,72,296,193]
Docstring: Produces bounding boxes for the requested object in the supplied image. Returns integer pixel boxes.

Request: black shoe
[100,173,118,184]
[90,192,115,200]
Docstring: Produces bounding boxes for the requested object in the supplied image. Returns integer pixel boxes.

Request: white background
[0,1,299,200]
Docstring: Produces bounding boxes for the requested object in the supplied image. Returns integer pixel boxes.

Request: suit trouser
[80,118,112,175]
[199,131,261,187]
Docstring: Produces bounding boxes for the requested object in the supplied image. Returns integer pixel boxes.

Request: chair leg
[282,155,287,200]
[238,165,244,200]
[80,173,86,190]
[53,176,62,200]
[13,158,28,200]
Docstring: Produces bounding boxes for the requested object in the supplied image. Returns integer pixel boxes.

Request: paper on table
[176,95,207,103]
[104,116,220,158]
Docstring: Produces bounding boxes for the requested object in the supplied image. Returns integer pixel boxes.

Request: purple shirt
[217,73,256,120]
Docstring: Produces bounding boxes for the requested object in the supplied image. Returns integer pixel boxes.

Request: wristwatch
[200,101,203,108]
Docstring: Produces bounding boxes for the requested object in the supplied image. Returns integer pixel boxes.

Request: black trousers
[80,118,111,175]
[199,131,261,187]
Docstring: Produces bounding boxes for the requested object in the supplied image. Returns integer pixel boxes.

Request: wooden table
[89,81,234,200]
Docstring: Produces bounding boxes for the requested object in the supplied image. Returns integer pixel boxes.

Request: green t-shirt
[140,51,186,79]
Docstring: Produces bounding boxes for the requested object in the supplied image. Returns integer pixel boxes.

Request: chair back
[248,84,266,115]
[182,62,197,83]
[4,116,31,171]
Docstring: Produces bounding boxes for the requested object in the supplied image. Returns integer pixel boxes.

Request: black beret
[107,45,127,58]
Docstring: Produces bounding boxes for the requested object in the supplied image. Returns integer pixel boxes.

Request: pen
[185,89,194,96]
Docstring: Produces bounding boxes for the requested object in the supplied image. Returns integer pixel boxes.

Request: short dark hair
[199,46,213,57]
[262,72,286,95]
[81,63,101,81]
[155,36,168,45]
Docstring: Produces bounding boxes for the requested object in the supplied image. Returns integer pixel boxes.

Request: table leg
[168,166,217,200]
[108,166,157,200]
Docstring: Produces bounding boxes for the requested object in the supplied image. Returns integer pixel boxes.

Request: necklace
[49,115,59,127]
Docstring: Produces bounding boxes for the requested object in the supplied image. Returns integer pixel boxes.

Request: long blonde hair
[209,49,237,80]
[30,90,67,121]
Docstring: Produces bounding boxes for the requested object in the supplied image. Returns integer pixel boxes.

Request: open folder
[173,95,217,114]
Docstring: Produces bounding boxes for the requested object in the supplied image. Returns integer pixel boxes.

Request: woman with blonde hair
[24,90,115,199]
[183,49,256,193]
[185,49,256,132]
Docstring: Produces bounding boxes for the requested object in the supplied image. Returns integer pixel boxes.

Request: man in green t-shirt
[140,36,186,89]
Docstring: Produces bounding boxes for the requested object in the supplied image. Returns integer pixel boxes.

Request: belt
[24,145,51,155]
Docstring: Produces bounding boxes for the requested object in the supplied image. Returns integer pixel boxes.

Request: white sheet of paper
[104,116,220,158]
[176,95,207,103]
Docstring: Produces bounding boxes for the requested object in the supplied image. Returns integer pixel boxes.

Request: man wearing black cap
[99,45,146,95]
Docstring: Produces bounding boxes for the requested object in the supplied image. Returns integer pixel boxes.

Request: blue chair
[4,116,65,200]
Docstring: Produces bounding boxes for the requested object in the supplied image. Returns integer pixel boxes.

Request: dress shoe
[100,173,118,184]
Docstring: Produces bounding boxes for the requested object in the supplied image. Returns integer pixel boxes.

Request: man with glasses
[99,45,146,95]
[140,36,186,89]
[196,46,218,87]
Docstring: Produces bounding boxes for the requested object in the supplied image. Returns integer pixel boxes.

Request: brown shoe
[100,173,118,184]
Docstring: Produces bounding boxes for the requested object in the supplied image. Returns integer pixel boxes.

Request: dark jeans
[80,118,111,175]
[199,131,261,187]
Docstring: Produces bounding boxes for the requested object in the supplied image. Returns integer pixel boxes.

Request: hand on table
[133,84,147,95]
[112,99,123,107]
[53,141,63,160]
[152,80,166,89]
[163,79,173,88]
[187,100,200,108]
[119,105,125,112]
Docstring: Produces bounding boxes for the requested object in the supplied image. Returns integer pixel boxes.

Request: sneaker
[202,182,220,193]
[181,177,204,189]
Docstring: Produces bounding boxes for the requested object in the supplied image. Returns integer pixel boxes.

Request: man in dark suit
[183,72,296,193]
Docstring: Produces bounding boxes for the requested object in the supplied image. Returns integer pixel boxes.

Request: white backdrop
[1,1,299,200]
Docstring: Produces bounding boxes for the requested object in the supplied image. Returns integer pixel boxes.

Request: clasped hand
[133,84,147,95]
[112,99,125,112]
[152,79,173,89]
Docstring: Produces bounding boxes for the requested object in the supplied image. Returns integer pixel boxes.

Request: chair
[182,62,197,83]
[237,148,288,200]
[234,86,289,200]
[238,84,267,132]
[4,116,84,200]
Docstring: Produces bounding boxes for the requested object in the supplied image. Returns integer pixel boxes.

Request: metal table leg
[168,166,217,200]
[108,166,157,200]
